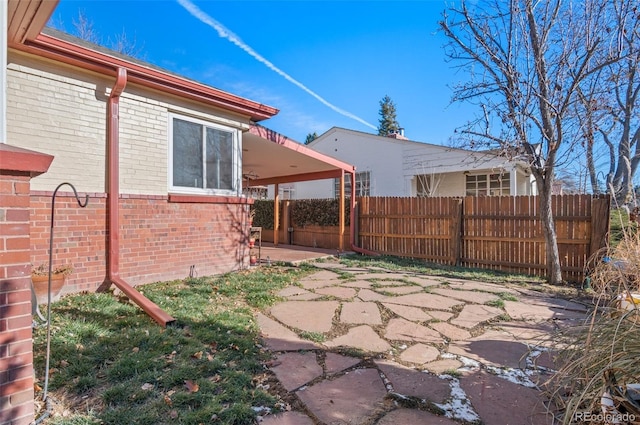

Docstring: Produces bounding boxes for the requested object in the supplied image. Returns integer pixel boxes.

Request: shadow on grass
[32,285,279,425]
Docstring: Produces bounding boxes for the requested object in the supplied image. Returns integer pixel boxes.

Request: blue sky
[48,0,473,145]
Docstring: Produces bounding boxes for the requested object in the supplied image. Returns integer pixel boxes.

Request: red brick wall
[0,172,35,425]
[30,192,251,293]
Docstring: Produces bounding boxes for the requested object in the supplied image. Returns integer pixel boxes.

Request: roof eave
[10,33,279,122]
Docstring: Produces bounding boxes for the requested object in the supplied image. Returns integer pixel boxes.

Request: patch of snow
[435,376,481,423]
[486,365,537,388]
[252,406,271,414]
[457,355,480,371]
[524,346,554,373]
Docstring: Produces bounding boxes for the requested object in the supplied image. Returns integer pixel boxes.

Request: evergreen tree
[304,132,318,145]
[377,95,400,136]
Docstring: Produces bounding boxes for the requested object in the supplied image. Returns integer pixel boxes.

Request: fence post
[450,198,464,266]
[589,195,611,260]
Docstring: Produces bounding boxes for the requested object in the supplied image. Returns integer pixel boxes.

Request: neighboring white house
[286,127,537,199]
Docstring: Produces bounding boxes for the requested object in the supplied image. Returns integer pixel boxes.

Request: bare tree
[440,0,621,284]
[578,1,640,203]
[65,11,144,59]
[109,29,145,58]
[72,11,100,45]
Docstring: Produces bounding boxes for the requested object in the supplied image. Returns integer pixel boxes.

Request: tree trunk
[536,174,564,284]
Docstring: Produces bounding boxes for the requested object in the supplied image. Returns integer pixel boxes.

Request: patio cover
[244,125,356,250]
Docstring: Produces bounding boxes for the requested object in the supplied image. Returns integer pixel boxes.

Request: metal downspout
[106,68,175,327]
[348,170,379,256]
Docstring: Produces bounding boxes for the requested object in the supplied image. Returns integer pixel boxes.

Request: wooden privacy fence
[358,195,610,282]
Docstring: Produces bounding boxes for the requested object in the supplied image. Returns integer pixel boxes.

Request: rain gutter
[105,68,175,327]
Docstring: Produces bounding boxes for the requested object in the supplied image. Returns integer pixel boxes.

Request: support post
[339,170,345,251]
[273,184,280,246]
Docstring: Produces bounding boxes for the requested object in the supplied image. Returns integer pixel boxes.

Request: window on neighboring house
[334,171,370,197]
[170,115,239,195]
[416,174,434,197]
[279,185,295,200]
[465,172,510,196]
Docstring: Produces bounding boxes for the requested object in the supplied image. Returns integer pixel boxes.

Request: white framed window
[465,172,510,196]
[169,114,240,195]
[334,171,370,197]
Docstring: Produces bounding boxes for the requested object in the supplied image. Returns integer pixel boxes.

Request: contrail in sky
[177,0,377,131]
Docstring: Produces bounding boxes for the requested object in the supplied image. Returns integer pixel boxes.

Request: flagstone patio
[256,259,589,424]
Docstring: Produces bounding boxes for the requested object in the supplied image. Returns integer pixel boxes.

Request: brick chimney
[386,128,408,140]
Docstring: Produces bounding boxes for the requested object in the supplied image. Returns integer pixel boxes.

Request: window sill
[168,194,254,205]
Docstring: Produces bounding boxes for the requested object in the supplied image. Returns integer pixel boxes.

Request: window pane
[206,128,234,190]
[173,119,203,188]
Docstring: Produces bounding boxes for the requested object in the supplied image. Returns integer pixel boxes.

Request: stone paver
[298,279,338,290]
[375,285,424,295]
[526,297,588,312]
[427,310,455,321]
[446,279,519,294]
[382,302,431,322]
[399,343,440,365]
[277,286,309,297]
[424,358,464,374]
[403,275,442,287]
[431,287,499,304]
[256,313,319,351]
[325,325,392,352]
[287,292,323,301]
[342,280,373,288]
[504,299,586,322]
[372,280,411,287]
[340,302,382,325]
[356,272,404,280]
[296,368,387,425]
[499,322,557,346]
[375,359,451,403]
[385,318,443,344]
[324,353,361,374]
[270,352,323,391]
[450,304,503,329]
[460,371,554,425]
[259,411,315,425]
[383,293,462,310]
[270,301,339,333]
[302,270,341,281]
[377,408,461,425]
[447,329,530,368]
[430,322,472,341]
[256,262,587,425]
[314,286,357,299]
[357,288,388,302]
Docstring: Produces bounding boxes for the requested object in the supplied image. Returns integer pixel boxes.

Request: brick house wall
[7,50,255,295]
[30,193,252,294]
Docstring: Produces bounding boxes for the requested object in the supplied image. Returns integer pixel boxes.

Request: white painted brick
[8,51,252,196]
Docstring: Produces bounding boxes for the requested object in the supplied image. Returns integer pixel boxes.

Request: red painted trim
[168,194,254,205]
[111,276,175,327]
[247,170,346,187]
[107,68,127,281]
[249,125,356,173]
[10,34,278,122]
[0,144,53,176]
[103,68,175,327]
